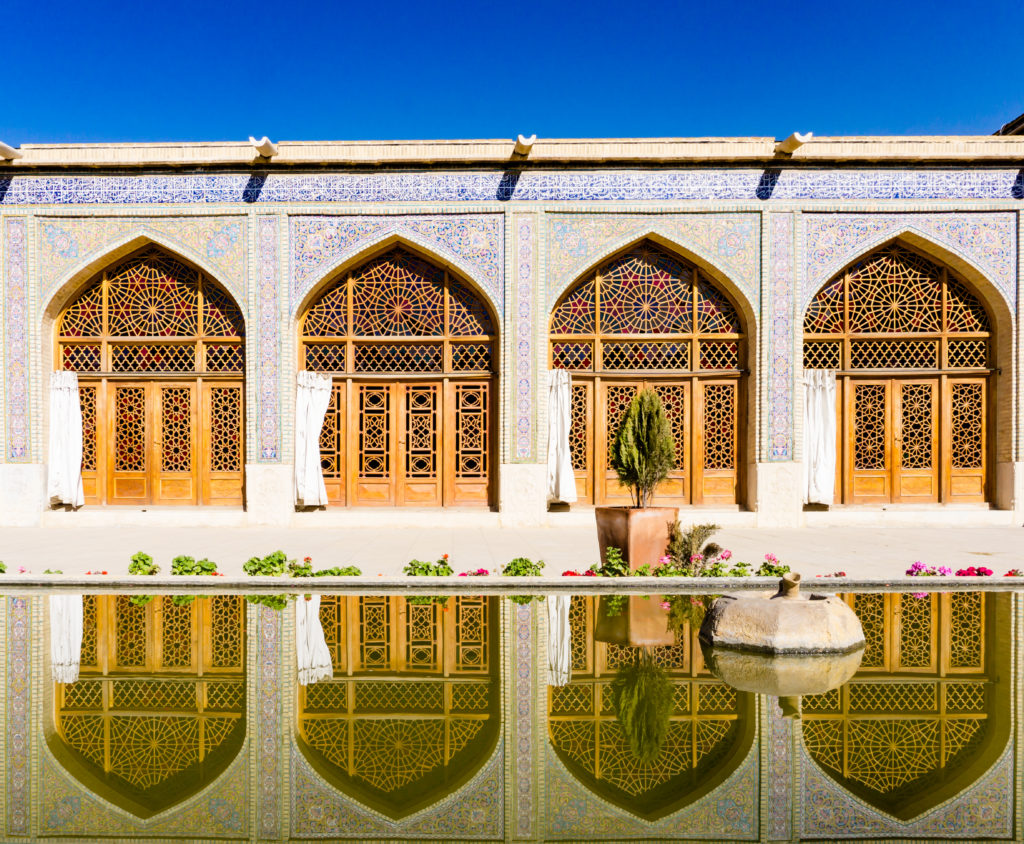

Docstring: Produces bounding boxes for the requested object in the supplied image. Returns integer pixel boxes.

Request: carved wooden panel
[804,243,992,505]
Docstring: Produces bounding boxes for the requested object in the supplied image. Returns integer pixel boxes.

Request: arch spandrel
[45,595,247,819]
[547,596,756,821]
[800,592,1012,821]
[295,596,501,819]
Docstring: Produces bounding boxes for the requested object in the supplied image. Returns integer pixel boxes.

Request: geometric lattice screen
[801,591,1006,820]
[547,596,754,820]
[550,240,745,507]
[297,595,499,819]
[51,595,246,817]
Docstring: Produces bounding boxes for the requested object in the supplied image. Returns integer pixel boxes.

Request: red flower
[562,570,581,576]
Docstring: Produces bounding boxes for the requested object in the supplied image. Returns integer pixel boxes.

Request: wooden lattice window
[549,240,745,507]
[801,592,1002,820]
[56,247,245,507]
[803,244,992,505]
[58,246,244,375]
[297,596,498,818]
[301,247,496,507]
[548,596,753,819]
[52,595,245,816]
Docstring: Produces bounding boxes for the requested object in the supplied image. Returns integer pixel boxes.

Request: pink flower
[660,601,671,610]
[690,553,703,563]
[17,567,27,574]
[720,550,732,561]
[658,555,671,566]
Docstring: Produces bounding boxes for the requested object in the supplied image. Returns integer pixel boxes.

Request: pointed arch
[292,230,502,322]
[42,230,247,328]
[799,592,1012,822]
[44,596,247,818]
[549,237,753,507]
[294,596,501,819]
[549,228,758,333]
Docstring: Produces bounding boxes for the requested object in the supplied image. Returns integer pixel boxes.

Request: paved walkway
[0,524,1021,577]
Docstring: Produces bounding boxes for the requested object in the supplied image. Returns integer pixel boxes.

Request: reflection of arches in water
[46,595,246,818]
[296,596,500,819]
[801,592,1011,820]
[547,596,755,821]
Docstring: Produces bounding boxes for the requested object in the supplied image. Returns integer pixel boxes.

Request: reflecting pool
[5,590,1020,841]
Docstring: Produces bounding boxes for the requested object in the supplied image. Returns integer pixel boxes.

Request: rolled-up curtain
[47,371,85,508]
[547,593,571,687]
[50,594,83,684]
[295,595,333,685]
[295,371,333,507]
[546,369,577,503]
[803,370,838,506]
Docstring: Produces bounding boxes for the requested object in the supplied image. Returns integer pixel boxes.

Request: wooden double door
[319,379,491,507]
[79,379,244,506]
[569,376,740,506]
[843,376,987,504]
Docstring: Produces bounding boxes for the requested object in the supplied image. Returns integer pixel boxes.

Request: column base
[498,463,548,527]
[0,464,46,526]
[245,463,294,526]
[752,461,804,528]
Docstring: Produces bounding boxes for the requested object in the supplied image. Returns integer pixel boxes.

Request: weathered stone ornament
[698,573,865,654]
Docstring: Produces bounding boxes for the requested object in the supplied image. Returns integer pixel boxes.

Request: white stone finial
[514,134,536,156]
[775,132,813,154]
[249,136,279,158]
[0,140,23,161]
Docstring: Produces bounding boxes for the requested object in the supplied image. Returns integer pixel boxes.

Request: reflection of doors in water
[320,380,491,507]
[83,380,243,506]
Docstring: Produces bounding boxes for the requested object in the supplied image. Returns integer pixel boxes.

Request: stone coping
[5,136,1024,167]
[0,575,1018,594]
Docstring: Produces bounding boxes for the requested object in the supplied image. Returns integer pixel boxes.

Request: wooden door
[351,383,396,506]
[154,383,198,505]
[599,381,640,504]
[946,378,987,502]
[569,381,593,503]
[695,380,737,505]
[893,379,939,503]
[80,382,102,505]
[847,380,892,504]
[651,381,692,504]
[108,383,150,505]
[201,382,244,506]
[447,381,490,506]
[400,382,442,506]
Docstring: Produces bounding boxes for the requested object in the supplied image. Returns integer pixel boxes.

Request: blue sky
[3,0,1023,143]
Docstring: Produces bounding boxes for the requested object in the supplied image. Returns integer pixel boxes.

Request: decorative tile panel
[256,217,281,461]
[36,215,248,308]
[767,214,795,461]
[767,699,793,840]
[798,741,1013,839]
[5,219,29,462]
[6,597,30,836]
[289,739,504,839]
[513,217,536,462]
[3,169,1024,204]
[544,739,758,839]
[546,213,760,310]
[514,602,536,838]
[257,604,283,840]
[803,213,1017,308]
[290,214,503,314]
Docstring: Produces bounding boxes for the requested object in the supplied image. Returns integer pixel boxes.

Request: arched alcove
[298,245,498,507]
[54,245,246,506]
[549,239,751,507]
[295,596,501,819]
[801,591,1011,820]
[803,240,1005,505]
[45,595,247,818]
[548,596,756,821]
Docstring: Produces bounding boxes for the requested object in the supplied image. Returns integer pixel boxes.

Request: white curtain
[47,371,85,508]
[803,370,838,506]
[546,369,577,503]
[295,595,333,685]
[294,371,333,507]
[547,594,571,687]
[50,594,83,684]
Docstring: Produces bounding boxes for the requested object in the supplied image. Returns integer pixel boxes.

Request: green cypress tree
[609,388,676,508]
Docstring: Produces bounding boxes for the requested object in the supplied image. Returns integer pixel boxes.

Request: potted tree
[596,388,678,573]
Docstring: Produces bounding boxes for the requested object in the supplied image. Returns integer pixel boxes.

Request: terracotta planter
[594,506,678,572]
[595,595,675,648]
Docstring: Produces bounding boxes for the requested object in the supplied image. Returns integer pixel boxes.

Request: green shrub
[611,649,674,763]
[243,550,291,577]
[502,557,545,577]
[246,595,290,611]
[287,556,362,578]
[0,562,6,574]
[129,595,155,607]
[129,551,158,576]
[609,389,676,508]
[170,556,218,576]
[665,522,722,576]
[403,556,453,577]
